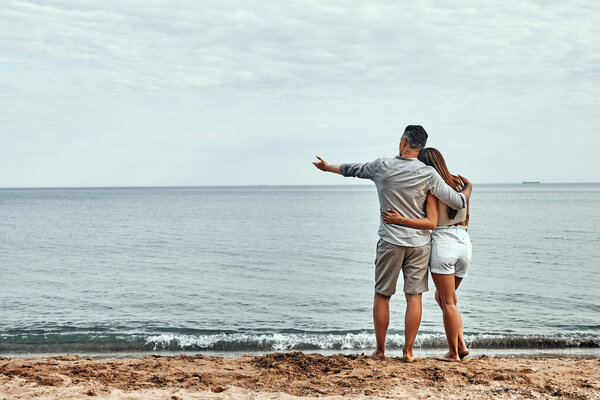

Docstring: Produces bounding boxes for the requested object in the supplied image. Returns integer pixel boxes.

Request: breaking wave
[143,332,600,351]
[1,331,598,354]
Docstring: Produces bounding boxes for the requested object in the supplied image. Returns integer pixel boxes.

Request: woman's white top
[436,185,467,227]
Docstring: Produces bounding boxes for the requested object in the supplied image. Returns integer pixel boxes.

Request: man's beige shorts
[374,239,431,296]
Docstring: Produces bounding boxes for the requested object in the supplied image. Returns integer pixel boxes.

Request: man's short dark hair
[402,125,428,150]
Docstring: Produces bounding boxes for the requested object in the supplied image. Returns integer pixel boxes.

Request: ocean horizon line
[1,182,599,190]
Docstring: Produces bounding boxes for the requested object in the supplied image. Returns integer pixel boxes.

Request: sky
[1,0,599,187]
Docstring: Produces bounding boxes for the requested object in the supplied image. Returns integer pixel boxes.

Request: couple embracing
[313,125,473,362]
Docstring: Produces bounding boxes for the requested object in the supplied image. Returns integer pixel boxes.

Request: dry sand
[1,352,599,399]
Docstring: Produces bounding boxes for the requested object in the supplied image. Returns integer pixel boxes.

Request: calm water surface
[1,184,599,353]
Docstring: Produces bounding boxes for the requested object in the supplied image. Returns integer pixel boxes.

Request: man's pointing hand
[312,156,329,171]
[312,156,342,175]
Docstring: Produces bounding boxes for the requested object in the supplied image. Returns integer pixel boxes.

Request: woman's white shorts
[430,225,472,278]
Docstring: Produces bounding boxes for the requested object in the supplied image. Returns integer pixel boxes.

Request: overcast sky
[1,0,599,187]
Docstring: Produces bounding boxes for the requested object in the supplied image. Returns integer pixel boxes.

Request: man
[312,125,472,361]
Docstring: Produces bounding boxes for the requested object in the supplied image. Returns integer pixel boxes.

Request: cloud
[1,0,599,186]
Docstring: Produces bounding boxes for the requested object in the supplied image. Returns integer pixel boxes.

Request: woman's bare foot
[402,347,419,363]
[459,349,470,359]
[371,350,385,359]
[435,352,460,362]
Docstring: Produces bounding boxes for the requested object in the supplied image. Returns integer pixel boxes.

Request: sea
[1,184,599,356]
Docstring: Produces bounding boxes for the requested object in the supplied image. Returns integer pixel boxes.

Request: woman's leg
[435,278,468,357]
[435,277,467,355]
[454,277,468,357]
[432,273,461,361]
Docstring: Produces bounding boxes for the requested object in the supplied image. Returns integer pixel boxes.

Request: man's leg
[401,243,431,362]
[372,239,404,359]
[373,292,390,358]
[403,293,422,361]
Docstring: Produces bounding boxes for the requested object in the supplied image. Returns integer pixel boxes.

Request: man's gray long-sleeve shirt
[341,156,466,247]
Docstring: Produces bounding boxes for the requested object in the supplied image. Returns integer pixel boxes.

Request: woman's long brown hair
[417,148,463,219]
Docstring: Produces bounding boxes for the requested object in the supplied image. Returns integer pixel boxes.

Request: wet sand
[1,352,599,399]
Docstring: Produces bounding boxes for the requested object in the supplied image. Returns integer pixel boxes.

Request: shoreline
[2,347,600,360]
[2,352,600,399]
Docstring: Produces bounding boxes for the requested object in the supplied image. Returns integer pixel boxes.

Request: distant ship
[522,181,541,184]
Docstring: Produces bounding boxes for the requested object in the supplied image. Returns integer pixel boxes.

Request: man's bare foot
[402,347,419,363]
[435,352,460,362]
[371,350,385,359]
[459,349,470,359]
[402,354,419,363]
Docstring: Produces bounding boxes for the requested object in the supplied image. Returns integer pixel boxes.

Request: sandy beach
[1,352,599,399]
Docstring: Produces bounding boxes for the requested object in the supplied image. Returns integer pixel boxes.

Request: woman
[382,148,471,362]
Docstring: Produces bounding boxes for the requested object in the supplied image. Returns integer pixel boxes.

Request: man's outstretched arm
[312,156,342,174]
[313,156,379,179]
